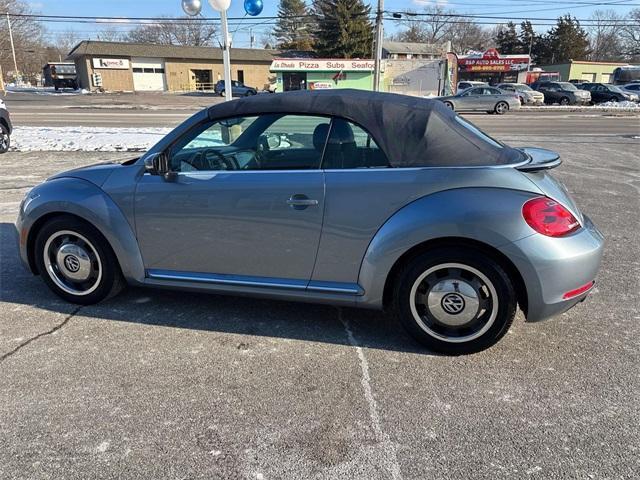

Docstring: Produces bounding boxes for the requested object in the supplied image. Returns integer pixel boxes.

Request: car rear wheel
[494,101,509,115]
[35,216,125,305]
[0,124,9,154]
[219,90,225,97]
[559,97,570,105]
[392,248,517,354]
[443,101,454,111]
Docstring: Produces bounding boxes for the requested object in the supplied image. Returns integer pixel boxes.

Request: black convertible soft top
[207,89,525,168]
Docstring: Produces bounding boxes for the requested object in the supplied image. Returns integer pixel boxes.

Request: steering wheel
[191,148,238,171]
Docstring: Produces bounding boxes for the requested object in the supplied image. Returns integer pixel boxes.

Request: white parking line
[338,308,403,480]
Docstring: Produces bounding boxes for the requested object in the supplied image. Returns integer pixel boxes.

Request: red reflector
[522,197,580,237]
[562,281,594,300]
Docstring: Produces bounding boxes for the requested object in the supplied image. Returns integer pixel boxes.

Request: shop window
[143,68,154,73]
[133,68,143,73]
[155,68,165,74]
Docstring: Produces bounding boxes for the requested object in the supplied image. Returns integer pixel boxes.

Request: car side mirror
[144,152,177,182]
[267,134,281,149]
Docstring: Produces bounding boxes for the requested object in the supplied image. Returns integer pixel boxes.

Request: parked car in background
[457,81,487,91]
[439,86,521,114]
[578,83,639,103]
[621,83,640,95]
[497,83,544,105]
[533,82,591,105]
[16,90,604,354]
[214,80,257,97]
[0,98,11,154]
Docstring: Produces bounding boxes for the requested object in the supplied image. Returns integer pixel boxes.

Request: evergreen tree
[495,22,522,53]
[313,0,374,58]
[273,0,314,51]
[537,15,590,64]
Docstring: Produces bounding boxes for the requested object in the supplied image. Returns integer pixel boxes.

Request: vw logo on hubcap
[63,255,81,273]
[441,292,465,315]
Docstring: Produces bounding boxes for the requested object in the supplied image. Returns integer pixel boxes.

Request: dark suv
[532,82,591,105]
[578,83,639,103]
[214,80,257,97]
[0,98,11,154]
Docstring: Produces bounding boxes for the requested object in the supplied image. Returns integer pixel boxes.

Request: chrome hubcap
[497,103,507,113]
[0,133,8,150]
[410,263,498,343]
[43,230,102,295]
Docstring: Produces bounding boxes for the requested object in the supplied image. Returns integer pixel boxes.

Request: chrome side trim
[146,269,363,295]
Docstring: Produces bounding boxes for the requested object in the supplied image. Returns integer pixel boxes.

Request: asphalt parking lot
[1,109,639,479]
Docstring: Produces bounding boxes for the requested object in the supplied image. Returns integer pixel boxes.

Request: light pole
[182,0,263,101]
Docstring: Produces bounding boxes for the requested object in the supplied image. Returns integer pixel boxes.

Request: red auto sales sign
[458,49,530,72]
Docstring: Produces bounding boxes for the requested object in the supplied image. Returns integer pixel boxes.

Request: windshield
[558,82,578,91]
[513,84,532,92]
[608,85,624,93]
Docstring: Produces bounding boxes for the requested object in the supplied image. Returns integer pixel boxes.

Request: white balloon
[181,0,203,16]
[208,0,231,11]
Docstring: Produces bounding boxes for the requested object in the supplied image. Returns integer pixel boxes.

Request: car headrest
[328,119,355,145]
[313,123,330,152]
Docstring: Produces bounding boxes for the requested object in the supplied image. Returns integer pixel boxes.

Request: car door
[134,113,330,284]
[458,87,483,110]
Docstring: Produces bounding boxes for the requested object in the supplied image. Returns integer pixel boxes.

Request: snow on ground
[521,101,640,111]
[6,85,90,96]
[10,126,171,152]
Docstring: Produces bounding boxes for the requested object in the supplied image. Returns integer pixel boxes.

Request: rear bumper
[499,215,604,322]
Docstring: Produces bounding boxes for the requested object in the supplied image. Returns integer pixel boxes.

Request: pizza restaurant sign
[271,59,374,72]
[458,49,529,72]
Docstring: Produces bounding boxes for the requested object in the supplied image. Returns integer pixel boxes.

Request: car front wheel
[559,97,570,105]
[494,101,509,114]
[34,216,125,305]
[392,248,517,354]
[0,124,9,154]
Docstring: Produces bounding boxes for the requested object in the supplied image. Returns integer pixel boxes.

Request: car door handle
[287,194,318,209]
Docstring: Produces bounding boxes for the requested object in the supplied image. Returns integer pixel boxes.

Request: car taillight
[522,197,580,237]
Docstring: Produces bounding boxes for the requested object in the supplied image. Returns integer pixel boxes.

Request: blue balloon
[244,0,263,16]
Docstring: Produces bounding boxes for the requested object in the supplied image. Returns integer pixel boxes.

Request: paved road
[0,107,639,478]
[4,92,639,135]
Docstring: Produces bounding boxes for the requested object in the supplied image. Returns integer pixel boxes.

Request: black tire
[34,216,125,305]
[609,96,618,103]
[220,90,225,97]
[391,247,517,355]
[559,96,570,105]
[245,90,256,96]
[0,123,9,154]
[494,101,509,115]
[443,101,454,111]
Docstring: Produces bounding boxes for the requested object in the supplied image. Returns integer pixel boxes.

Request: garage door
[132,58,166,91]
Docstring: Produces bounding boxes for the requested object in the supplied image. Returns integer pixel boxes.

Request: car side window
[169,114,332,172]
[322,118,390,169]
[488,88,502,95]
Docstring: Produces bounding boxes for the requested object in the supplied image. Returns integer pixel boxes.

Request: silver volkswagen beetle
[15,90,604,354]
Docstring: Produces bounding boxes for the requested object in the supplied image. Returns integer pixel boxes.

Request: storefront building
[270,59,376,91]
[457,49,530,85]
[67,41,277,92]
[536,60,629,83]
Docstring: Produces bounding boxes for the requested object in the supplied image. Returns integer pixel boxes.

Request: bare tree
[588,10,624,61]
[392,7,491,54]
[620,8,640,61]
[97,27,125,42]
[53,29,82,58]
[125,17,217,46]
[0,0,47,82]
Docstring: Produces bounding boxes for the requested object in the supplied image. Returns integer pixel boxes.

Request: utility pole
[6,13,20,83]
[372,0,384,92]
[250,28,254,49]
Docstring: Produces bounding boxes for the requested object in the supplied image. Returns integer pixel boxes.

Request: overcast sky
[27,0,638,49]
